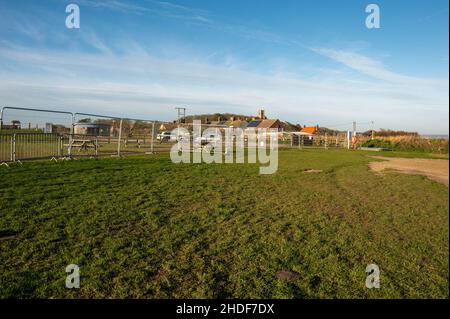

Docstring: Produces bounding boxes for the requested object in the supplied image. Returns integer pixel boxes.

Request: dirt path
[369,156,449,186]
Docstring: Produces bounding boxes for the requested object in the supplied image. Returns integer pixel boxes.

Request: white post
[117,119,123,157]
[347,131,351,149]
[68,114,75,158]
[151,121,155,154]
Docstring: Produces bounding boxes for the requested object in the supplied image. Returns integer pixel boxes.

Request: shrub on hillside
[362,136,449,153]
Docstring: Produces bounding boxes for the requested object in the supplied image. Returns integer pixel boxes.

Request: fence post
[69,114,75,158]
[117,119,123,157]
[151,121,155,154]
[59,135,62,157]
[0,107,3,132]
[11,133,16,162]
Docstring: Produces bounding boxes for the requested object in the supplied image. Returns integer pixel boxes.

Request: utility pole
[175,107,187,150]
[175,107,186,127]
[371,121,375,140]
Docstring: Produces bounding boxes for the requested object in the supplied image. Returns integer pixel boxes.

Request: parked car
[157,130,191,143]
[157,131,174,142]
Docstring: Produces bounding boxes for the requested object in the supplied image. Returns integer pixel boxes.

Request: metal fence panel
[4,106,352,160]
[14,133,62,160]
[0,134,13,162]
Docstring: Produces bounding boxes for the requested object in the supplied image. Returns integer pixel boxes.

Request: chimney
[257,109,266,120]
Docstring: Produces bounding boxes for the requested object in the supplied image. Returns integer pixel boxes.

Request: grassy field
[0,149,448,298]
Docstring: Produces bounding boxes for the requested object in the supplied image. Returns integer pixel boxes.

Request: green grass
[0,149,448,298]
[359,150,449,160]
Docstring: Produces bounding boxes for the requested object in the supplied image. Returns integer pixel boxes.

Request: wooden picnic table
[65,139,98,153]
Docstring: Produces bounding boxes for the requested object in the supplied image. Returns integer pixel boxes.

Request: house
[301,126,319,135]
[257,119,283,131]
[44,123,70,134]
[241,109,283,135]
[227,119,248,129]
[1,120,21,130]
[299,126,319,146]
[246,120,262,128]
[158,123,178,132]
[74,123,112,136]
[210,120,228,127]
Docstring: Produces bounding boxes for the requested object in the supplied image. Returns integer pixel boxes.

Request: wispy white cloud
[0,44,447,133]
[75,0,149,14]
[81,31,114,55]
[75,0,291,45]
[145,0,210,16]
[0,1,447,133]
[77,0,212,23]
[309,47,447,87]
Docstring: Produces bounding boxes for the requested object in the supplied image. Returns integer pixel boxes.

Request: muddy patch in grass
[369,156,449,186]
[274,270,300,281]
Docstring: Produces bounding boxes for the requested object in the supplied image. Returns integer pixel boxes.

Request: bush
[362,136,449,153]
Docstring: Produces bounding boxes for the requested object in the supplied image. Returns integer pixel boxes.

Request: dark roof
[228,120,248,129]
[246,120,262,127]
[210,120,228,126]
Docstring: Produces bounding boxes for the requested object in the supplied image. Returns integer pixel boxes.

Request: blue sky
[0,0,448,133]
